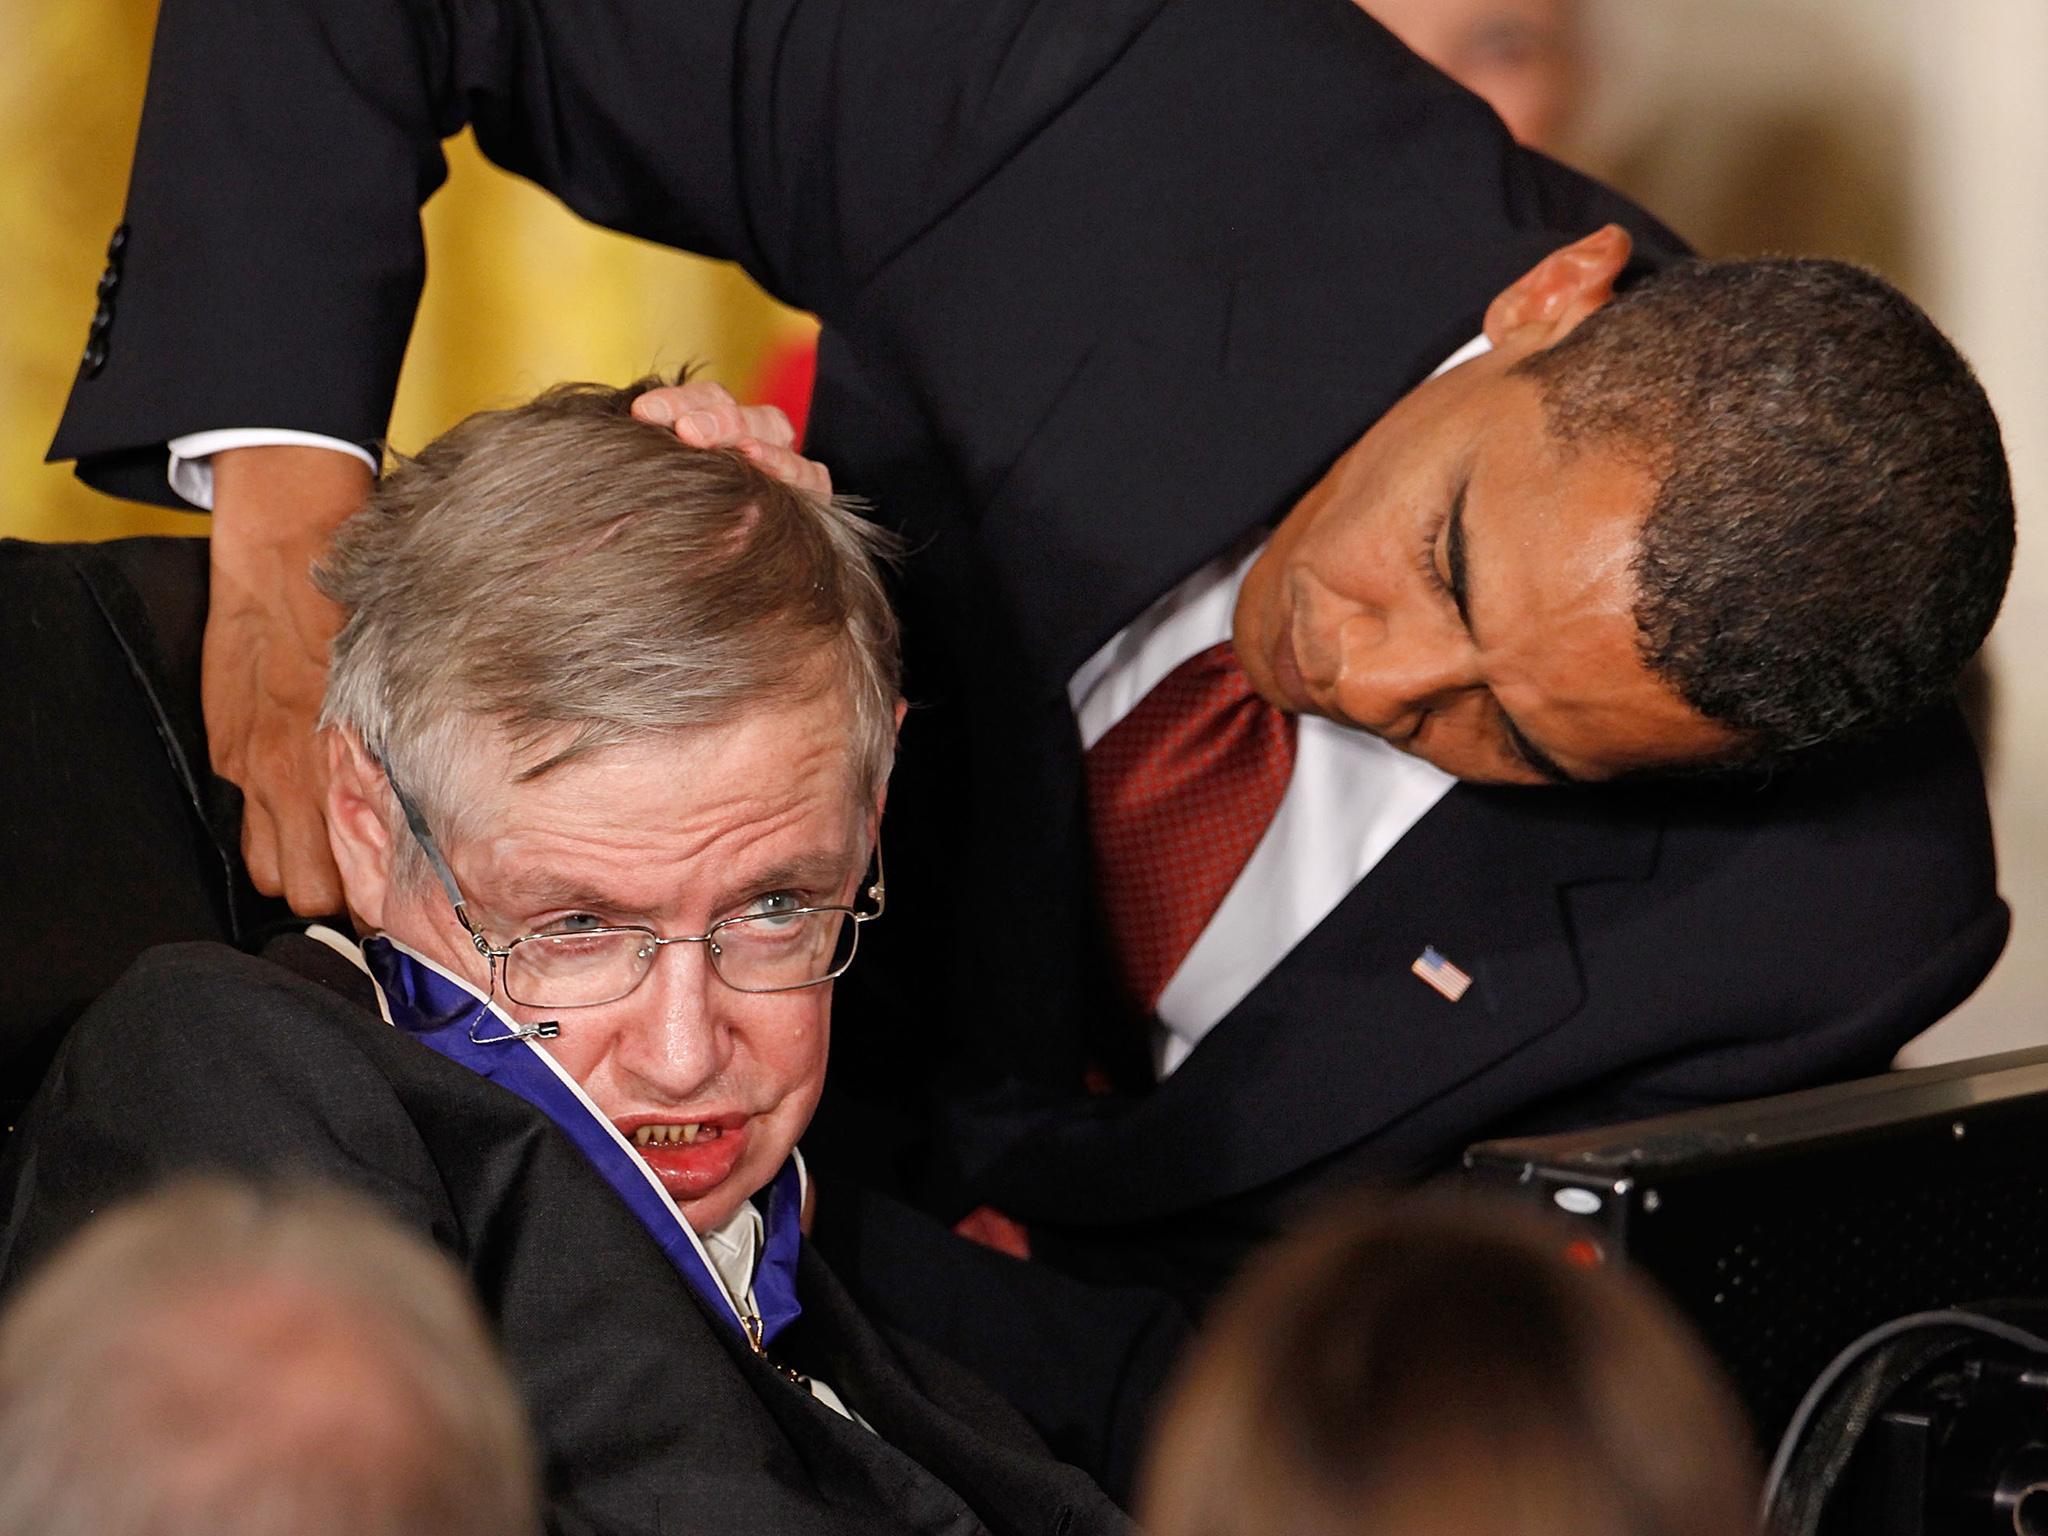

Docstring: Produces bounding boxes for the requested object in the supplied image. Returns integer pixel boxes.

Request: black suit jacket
[49,0,2007,1305]
[0,936,1131,1536]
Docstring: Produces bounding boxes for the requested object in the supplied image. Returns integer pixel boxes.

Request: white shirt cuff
[165,429,379,511]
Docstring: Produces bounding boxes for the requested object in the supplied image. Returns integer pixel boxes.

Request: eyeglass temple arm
[381,766,486,950]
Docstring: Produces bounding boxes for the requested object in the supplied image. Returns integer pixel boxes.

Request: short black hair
[1513,257,2013,764]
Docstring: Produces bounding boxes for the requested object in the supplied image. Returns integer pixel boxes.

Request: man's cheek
[535,1030,609,1096]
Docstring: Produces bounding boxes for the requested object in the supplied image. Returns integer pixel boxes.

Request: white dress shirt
[700,1197,866,1427]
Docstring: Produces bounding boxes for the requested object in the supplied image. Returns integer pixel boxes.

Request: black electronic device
[1820,1326,2048,1536]
[1461,1043,2048,1450]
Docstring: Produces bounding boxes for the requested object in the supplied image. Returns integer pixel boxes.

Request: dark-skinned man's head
[1233,227,2014,783]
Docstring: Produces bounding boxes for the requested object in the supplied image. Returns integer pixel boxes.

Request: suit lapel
[969,784,1661,1221]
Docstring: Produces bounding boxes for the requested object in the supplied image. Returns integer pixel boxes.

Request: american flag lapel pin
[1411,946,1472,1003]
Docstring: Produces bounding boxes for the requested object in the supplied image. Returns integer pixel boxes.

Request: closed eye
[1418,507,1455,600]
[1499,711,1575,785]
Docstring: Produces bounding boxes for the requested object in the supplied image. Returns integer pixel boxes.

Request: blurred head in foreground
[0,1179,541,1536]
[1139,1195,1759,1536]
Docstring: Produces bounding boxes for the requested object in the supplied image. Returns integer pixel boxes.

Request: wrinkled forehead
[510,719,864,808]
[407,688,874,879]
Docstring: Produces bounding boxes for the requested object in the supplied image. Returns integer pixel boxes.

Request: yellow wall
[0,0,810,544]
[1,0,175,539]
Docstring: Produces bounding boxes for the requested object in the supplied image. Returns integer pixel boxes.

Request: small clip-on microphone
[468,1012,562,1045]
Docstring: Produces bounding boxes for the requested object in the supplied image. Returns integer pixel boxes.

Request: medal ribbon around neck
[360,935,803,1346]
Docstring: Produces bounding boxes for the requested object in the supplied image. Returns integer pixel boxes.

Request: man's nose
[613,942,735,1102]
[1332,612,1481,740]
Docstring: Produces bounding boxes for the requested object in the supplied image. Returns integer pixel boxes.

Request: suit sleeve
[48,0,1179,505]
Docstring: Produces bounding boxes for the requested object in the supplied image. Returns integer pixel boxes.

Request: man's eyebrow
[707,852,862,916]
[494,874,639,915]
[1444,473,1582,787]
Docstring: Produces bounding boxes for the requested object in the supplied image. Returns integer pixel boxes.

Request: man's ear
[324,727,397,933]
[1483,224,1633,354]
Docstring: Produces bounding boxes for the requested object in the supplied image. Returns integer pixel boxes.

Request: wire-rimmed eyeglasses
[384,771,884,1009]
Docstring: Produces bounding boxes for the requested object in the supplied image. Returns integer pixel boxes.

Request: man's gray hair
[317,377,901,863]
[0,1179,542,1536]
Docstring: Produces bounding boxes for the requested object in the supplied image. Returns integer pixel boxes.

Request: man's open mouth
[632,1122,724,1147]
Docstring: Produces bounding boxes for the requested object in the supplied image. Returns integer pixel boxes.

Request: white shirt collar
[700,1201,766,1311]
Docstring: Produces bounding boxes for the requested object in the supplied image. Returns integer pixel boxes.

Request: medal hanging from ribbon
[361,935,802,1346]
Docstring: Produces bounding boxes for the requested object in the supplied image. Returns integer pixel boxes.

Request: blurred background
[2,0,2042,1059]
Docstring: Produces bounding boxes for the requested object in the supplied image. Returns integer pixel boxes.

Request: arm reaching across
[51,0,1169,504]
[51,0,1156,914]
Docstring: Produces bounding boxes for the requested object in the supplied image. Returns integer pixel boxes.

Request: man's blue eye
[539,912,608,936]
[744,892,806,924]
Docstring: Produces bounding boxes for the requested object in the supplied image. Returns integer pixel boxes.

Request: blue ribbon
[361,935,803,1345]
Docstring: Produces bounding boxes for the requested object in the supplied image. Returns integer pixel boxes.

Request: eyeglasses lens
[501,910,857,1007]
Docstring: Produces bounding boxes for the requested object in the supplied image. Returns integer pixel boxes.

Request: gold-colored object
[742,1311,809,1388]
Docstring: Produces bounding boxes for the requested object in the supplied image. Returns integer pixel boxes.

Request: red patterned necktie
[1085,640,1299,1013]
